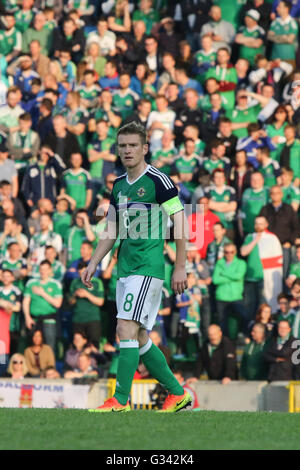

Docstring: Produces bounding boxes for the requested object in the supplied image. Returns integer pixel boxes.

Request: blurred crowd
[0,0,300,384]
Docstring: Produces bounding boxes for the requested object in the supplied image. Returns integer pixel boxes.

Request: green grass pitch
[1,409,300,450]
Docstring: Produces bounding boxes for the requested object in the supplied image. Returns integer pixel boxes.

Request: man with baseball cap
[235,10,266,66]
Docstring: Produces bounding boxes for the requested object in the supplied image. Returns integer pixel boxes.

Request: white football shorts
[116,275,164,330]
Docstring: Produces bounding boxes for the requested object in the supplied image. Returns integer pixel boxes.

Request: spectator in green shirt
[235,10,265,66]
[286,245,300,290]
[60,153,93,210]
[212,242,247,340]
[68,261,104,347]
[240,322,269,380]
[280,125,300,185]
[267,0,299,63]
[22,12,53,56]
[278,167,299,213]
[132,0,160,35]
[23,260,63,351]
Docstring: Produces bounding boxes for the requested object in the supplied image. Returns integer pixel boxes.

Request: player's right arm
[81,218,118,288]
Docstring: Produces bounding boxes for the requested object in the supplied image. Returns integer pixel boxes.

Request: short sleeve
[148,170,184,215]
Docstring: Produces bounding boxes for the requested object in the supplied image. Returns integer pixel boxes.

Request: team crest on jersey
[10,295,16,301]
[137,187,146,197]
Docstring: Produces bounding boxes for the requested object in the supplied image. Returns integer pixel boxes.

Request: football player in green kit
[83,121,192,412]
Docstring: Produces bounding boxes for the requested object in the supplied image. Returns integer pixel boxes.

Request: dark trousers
[216,300,248,340]
[73,321,101,348]
[31,317,57,353]
[106,300,118,345]
[243,280,265,322]
[200,296,211,340]
[283,246,292,286]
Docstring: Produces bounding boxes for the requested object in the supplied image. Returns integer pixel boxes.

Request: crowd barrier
[0,378,297,412]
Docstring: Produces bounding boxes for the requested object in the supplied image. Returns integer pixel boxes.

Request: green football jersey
[202,156,230,174]
[237,25,265,65]
[24,278,63,318]
[69,277,104,323]
[109,165,183,280]
[282,184,300,206]
[258,159,281,188]
[269,16,299,60]
[204,184,237,228]
[62,169,92,209]
[112,89,138,120]
[132,9,160,35]
[265,123,287,162]
[65,225,96,267]
[87,136,115,179]
[31,259,66,282]
[151,147,177,175]
[282,140,300,180]
[240,187,269,234]
[226,104,261,138]
[243,233,264,282]
[174,154,201,191]
[0,257,27,292]
[53,211,72,239]
[14,10,34,33]
[289,262,300,279]
[0,27,22,56]
[0,285,22,332]
[205,65,238,110]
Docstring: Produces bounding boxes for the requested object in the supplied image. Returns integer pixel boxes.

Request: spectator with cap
[241,0,272,33]
[235,10,265,67]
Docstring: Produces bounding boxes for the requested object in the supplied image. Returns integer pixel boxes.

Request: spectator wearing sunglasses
[5,353,29,379]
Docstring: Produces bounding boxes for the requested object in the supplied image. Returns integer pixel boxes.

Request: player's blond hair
[117,121,147,145]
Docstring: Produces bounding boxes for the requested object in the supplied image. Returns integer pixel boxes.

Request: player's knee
[138,328,149,347]
[116,319,139,341]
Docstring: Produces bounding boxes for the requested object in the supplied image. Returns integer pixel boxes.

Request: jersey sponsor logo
[137,187,146,197]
